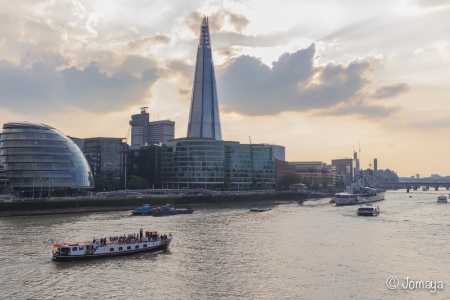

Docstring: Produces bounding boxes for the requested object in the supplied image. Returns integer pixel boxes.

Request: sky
[0,0,449,177]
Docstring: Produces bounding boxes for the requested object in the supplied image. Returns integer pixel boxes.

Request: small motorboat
[437,196,447,203]
[329,197,335,203]
[131,204,152,215]
[250,208,271,212]
[357,203,380,216]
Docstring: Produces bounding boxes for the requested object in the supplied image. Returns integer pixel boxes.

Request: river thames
[0,190,449,299]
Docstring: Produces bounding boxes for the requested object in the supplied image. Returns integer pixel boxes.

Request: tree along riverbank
[0,192,308,217]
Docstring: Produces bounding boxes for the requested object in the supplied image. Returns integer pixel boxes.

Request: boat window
[118,247,123,251]
[127,246,131,250]
[110,248,114,252]
[72,247,77,251]
[143,244,147,247]
[135,245,139,249]
[79,246,84,250]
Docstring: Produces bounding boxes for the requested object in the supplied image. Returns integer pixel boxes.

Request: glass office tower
[187,16,222,140]
[224,142,252,190]
[0,122,94,190]
[161,138,224,188]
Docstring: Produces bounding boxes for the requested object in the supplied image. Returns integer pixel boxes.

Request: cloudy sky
[1,0,449,177]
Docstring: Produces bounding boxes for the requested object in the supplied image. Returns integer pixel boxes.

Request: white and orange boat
[52,229,172,262]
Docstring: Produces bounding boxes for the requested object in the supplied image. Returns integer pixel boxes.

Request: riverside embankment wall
[0,192,306,215]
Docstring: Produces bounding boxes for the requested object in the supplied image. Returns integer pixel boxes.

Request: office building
[130,108,175,146]
[68,136,84,152]
[275,160,295,190]
[290,161,327,171]
[374,158,378,171]
[84,137,127,180]
[127,145,161,189]
[0,122,94,194]
[161,138,224,188]
[331,159,354,186]
[224,142,252,190]
[149,120,175,144]
[251,144,276,189]
[129,107,151,146]
[187,17,222,140]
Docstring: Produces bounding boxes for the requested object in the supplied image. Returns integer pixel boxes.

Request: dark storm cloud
[0,60,163,114]
[372,83,409,99]
[219,43,398,118]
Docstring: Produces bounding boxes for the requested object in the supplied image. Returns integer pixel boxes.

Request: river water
[0,190,449,299]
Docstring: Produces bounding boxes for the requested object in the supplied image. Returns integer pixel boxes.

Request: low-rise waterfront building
[84,137,127,181]
[127,145,162,189]
[161,138,224,189]
[224,142,252,190]
[275,160,295,190]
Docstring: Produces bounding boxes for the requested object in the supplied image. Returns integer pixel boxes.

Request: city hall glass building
[0,122,94,192]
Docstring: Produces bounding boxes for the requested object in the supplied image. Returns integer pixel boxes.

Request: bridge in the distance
[387,181,450,191]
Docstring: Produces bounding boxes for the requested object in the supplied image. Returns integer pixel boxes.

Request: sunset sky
[1,0,449,177]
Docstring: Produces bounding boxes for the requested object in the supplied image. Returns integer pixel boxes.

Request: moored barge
[52,229,172,262]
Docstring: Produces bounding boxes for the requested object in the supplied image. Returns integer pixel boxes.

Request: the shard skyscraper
[187,17,222,140]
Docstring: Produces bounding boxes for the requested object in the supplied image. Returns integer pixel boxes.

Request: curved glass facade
[161,138,224,188]
[0,122,94,188]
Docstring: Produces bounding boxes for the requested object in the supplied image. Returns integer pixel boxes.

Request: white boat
[52,229,172,262]
[357,203,380,216]
[437,196,447,203]
[422,187,428,191]
[335,180,385,206]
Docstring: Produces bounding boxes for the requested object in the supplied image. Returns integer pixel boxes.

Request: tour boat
[357,203,380,216]
[52,229,172,262]
[437,196,447,203]
[131,204,152,215]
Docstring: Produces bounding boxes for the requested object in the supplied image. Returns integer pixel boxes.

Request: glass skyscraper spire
[187,17,222,140]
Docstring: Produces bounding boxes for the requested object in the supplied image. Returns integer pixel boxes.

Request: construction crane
[125,125,131,144]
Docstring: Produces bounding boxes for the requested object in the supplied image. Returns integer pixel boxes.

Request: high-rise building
[149,120,175,144]
[332,159,354,186]
[374,158,378,171]
[129,107,150,146]
[187,17,222,140]
[129,108,175,146]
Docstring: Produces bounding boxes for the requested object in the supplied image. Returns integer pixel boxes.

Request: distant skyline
[1,0,449,177]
